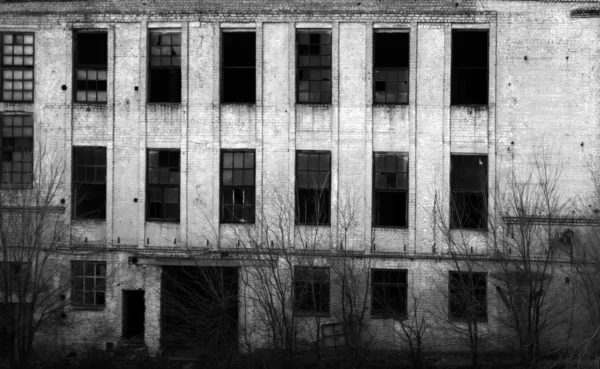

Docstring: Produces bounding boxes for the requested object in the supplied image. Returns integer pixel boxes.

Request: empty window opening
[222,31,255,103]
[122,290,145,340]
[74,31,107,103]
[1,114,33,185]
[221,150,255,224]
[294,266,330,315]
[1,33,34,102]
[297,30,332,104]
[71,261,106,307]
[148,31,181,103]
[147,150,180,222]
[296,151,331,225]
[373,153,408,227]
[371,269,407,317]
[451,155,487,229]
[451,30,488,105]
[449,271,487,320]
[72,147,106,219]
[374,31,409,104]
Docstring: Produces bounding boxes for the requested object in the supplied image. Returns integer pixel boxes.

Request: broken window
[296,30,331,104]
[294,266,330,315]
[74,30,107,103]
[148,31,181,103]
[221,31,255,103]
[296,151,331,225]
[451,155,487,229]
[371,269,407,317]
[373,30,409,104]
[0,114,33,185]
[72,146,106,219]
[147,149,180,222]
[373,153,408,227]
[451,30,488,105]
[449,271,487,320]
[1,33,34,102]
[71,261,106,307]
[221,150,255,223]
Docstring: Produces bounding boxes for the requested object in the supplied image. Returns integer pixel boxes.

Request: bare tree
[396,292,429,369]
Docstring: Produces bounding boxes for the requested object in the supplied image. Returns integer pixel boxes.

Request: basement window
[148,31,181,103]
[71,261,106,308]
[74,31,107,103]
[373,30,409,104]
[147,149,180,222]
[451,30,488,105]
[451,155,487,229]
[371,269,407,317]
[221,31,256,103]
[296,151,331,225]
[296,30,332,104]
[72,147,106,219]
[294,266,330,315]
[221,150,255,224]
[373,153,408,227]
[0,114,33,185]
[1,33,34,102]
[449,271,487,320]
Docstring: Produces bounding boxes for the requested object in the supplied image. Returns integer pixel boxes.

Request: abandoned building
[0,0,600,361]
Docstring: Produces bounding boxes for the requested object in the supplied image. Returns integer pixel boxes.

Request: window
[147,150,179,221]
[0,262,29,291]
[221,150,255,224]
[71,261,106,307]
[296,151,331,225]
[1,33,34,102]
[373,31,409,104]
[72,147,106,219]
[373,153,408,227]
[221,31,255,103]
[148,31,181,103]
[294,266,329,315]
[74,30,108,103]
[450,155,487,229]
[371,269,407,317]
[451,30,488,105]
[296,30,331,104]
[449,271,487,320]
[0,114,33,185]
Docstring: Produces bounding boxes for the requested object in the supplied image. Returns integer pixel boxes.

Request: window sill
[71,218,106,224]
[296,103,332,107]
[220,222,255,226]
[220,102,256,106]
[146,219,180,223]
[73,101,107,107]
[372,225,409,230]
[373,103,409,107]
[450,104,488,108]
[70,305,105,311]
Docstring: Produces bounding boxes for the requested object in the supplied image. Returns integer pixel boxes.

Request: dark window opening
[0,262,29,291]
[1,114,33,185]
[148,32,181,103]
[373,153,408,227]
[451,155,487,229]
[451,30,488,105]
[294,266,330,315]
[296,30,332,104]
[147,149,180,222]
[72,147,106,219]
[221,150,255,223]
[74,31,108,103]
[296,151,331,225]
[1,33,34,102]
[449,271,487,320]
[222,32,256,103]
[374,31,409,104]
[122,290,145,339]
[371,269,407,317]
[71,261,106,307]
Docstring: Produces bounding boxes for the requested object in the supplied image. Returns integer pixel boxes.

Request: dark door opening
[122,290,145,340]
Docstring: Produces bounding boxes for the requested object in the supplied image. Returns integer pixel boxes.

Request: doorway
[122,290,145,340]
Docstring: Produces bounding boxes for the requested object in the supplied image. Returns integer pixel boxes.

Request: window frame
[0,32,35,103]
[220,30,256,104]
[450,154,488,230]
[372,152,408,228]
[373,29,409,105]
[448,271,487,321]
[220,149,256,224]
[293,266,330,316]
[73,29,108,104]
[450,29,489,106]
[72,146,107,220]
[371,268,408,318]
[146,149,180,222]
[295,150,331,226]
[71,261,107,309]
[147,30,182,104]
[296,29,332,105]
[0,113,34,187]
